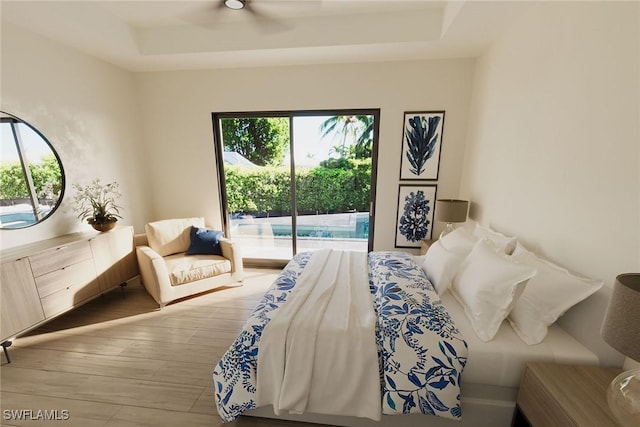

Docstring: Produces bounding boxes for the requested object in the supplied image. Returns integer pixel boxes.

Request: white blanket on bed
[256,249,381,420]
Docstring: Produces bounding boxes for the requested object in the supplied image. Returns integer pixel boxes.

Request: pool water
[233,212,370,240]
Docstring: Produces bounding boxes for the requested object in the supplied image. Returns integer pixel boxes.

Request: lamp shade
[601,273,640,361]
[435,199,469,224]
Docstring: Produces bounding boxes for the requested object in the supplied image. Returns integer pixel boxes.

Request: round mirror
[0,111,65,229]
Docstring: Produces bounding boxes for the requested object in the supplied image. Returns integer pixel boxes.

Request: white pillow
[451,239,537,342]
[508,244,604,345]
[421,241,466,295]
[473,224,518,255]
[439,226,478,253]
[145,217,205,257]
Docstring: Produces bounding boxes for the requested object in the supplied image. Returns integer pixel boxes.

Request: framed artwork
[395,184,437,248]
[399,111,445,180]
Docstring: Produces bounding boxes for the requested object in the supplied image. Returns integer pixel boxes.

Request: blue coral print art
[400,111,445,180]
[395,184,437,248]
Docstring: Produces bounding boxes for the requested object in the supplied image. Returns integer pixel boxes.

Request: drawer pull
[56,246,67,251]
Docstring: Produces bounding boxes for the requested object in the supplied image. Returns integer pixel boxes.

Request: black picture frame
[395,184,437,248]
[399,111,445,181]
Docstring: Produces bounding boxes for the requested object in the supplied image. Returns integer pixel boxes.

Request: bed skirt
[244,387,517,427]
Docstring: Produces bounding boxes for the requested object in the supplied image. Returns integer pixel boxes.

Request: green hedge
[0,156,62,200]
[225,160,371,215]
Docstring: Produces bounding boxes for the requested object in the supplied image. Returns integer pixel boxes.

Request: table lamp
[435,199,468,239]
[600,273,640,427]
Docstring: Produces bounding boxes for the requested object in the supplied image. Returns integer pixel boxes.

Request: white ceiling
[1,0,531,72]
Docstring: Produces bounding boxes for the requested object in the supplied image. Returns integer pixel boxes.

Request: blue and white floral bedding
[213,251,468,422]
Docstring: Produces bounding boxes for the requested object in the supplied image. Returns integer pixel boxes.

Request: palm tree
[319,115,373,159]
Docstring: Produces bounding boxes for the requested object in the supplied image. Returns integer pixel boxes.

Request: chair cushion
[164,253,232,286]
[145,217,205,257]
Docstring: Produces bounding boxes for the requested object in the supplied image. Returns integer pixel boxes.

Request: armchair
[135,217,243,308]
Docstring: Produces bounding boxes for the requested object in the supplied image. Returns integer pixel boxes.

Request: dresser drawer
[34,259,97,298]
[29,241,92,277]
[41,279,102,318]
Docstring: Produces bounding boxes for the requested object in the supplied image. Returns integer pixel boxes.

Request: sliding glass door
[213,110,378,263]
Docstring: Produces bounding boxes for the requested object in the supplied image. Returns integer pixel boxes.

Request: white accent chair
[134,217,243,308]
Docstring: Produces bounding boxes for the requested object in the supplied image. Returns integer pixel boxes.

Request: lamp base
[439,223,456,240]
[607,368,640,427]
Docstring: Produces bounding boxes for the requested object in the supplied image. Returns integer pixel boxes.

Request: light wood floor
[0,268,330,427]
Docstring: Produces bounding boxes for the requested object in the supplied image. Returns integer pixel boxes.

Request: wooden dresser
[0,226,137,345]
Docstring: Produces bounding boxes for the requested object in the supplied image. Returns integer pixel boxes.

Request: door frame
[212,108,380,260]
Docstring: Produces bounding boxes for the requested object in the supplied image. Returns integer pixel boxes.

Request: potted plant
[73,179,123,232]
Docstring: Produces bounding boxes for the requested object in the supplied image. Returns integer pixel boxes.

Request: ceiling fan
[223,0,248,10]
[185,0,321,34]
[215,0,290,32]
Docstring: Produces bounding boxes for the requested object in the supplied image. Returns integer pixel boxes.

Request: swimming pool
[0,212,38,228]
[233,212,369,240]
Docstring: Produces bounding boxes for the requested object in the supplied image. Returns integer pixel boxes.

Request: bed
[213,236,601,427]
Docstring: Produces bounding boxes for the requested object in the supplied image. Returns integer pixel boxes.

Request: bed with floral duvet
[212,250,468,423]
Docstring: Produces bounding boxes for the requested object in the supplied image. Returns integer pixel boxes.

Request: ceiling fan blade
[180,2,227,28]
[244,1,292,33]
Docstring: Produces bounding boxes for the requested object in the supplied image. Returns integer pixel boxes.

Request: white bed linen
[440,291,599,388]
[257,249,381,420]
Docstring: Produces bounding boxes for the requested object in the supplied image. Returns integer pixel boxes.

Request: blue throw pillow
[186,226,224,256]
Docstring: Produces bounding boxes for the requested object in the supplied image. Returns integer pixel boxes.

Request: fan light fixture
[225,0,245,10]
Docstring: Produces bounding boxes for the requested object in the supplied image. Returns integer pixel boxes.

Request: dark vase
[90,220,117,232]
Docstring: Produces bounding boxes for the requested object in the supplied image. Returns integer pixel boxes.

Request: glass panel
[293,115,371,253]
[220,117,293,261]
[0,112,64,229]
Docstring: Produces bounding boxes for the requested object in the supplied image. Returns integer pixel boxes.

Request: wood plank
[120,340,228,365]
[187,328,240,347]
[6,347,166,381]
[148,315,246,332]
[0,267,334,427]
[208,306,256,320]
[149,360,216,388]
[13,332,135,356]
[103,406,228,427]
[1,367,204,412]
[81,323,198,344]
[1,391,120,427]
[190,386,218,416]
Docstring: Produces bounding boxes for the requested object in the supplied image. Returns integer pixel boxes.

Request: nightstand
[513,362,623,427]
[420,239,435,255]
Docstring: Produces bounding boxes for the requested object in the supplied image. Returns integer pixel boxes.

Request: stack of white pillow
[421,224,603,345]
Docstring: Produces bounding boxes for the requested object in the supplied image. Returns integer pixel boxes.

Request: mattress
[440,291,599,389]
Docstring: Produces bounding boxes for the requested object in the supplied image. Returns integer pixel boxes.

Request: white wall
[0,23,149,250]
[460,1,640,366]
[136,59,475,250]
[0,20,476,257]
